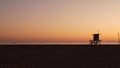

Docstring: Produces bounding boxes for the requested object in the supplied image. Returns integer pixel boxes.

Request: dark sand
[0,44,120,68]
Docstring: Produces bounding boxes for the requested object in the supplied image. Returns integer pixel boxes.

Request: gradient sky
[0,0,120,43]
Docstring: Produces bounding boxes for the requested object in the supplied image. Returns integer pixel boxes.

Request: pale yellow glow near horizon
[0,0,120,43]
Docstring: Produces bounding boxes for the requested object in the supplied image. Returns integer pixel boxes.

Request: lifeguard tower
[89,33,101,45]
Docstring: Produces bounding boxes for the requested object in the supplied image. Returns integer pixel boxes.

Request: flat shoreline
[0,43,120,46]
[0,44,120,68]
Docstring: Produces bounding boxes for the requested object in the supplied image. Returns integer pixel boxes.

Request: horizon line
[0,42,120,45]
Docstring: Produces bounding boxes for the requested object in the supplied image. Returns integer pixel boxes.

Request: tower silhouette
[89,33,101,45]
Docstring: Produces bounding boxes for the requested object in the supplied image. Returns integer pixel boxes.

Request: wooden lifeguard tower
[89,33,101,45]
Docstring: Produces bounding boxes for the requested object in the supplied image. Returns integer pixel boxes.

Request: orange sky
[0,0,120,43]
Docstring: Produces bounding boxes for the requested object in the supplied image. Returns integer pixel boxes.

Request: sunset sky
[0,0,120,43]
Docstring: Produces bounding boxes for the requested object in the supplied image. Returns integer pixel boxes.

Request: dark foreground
[0,44,120,68]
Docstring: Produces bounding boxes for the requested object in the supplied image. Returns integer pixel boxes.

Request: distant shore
[0,43,120,45]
